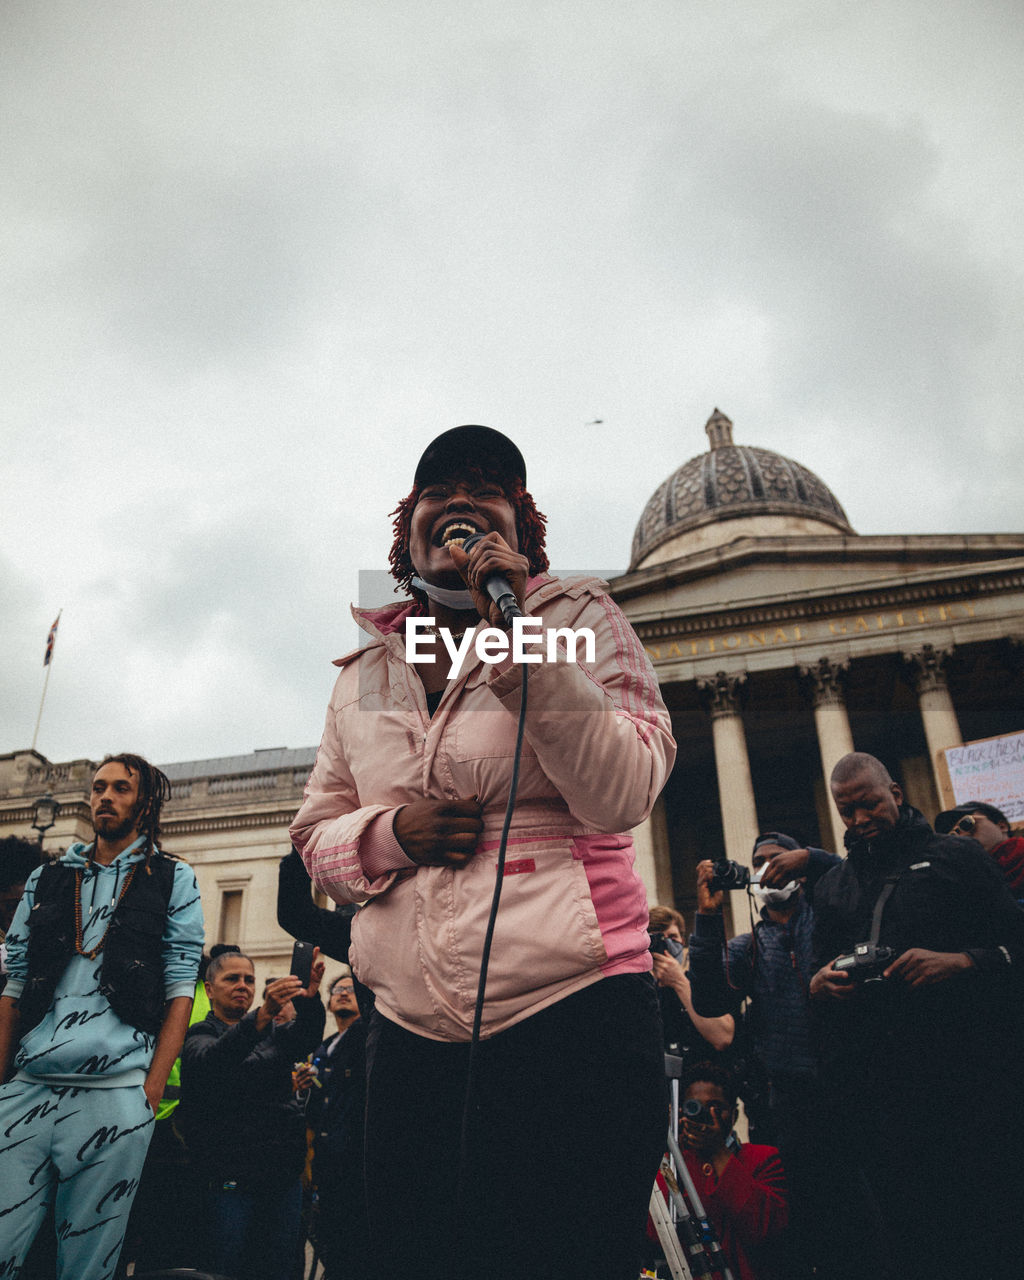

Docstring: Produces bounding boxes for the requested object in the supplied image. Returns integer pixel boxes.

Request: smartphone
[290,940,315,986]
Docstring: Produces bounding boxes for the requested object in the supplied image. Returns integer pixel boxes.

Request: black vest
[18,853,177,1037]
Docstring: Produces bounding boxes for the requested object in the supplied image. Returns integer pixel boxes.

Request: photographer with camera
[654,1061,789,1280]
[648,905,735,1062]
[811,752,1024,1280]
[687,833,840,1278]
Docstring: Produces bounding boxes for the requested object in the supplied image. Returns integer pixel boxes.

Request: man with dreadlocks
[0,753,204,1280]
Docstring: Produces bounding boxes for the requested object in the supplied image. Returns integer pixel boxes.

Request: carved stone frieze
[625,565,1023,642]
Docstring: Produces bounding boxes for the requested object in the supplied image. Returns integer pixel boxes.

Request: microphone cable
[455,658,529,1227]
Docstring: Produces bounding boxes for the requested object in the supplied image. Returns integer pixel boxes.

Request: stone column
[903,644,963,792]
[799,656,855,853]
[697,671,760,871]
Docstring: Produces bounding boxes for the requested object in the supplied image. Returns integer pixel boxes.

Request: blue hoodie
[4,838,204,1088]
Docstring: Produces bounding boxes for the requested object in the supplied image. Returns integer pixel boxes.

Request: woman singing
[291,425,676,1280]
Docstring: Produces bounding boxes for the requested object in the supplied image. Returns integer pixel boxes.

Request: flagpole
[32,609,62,754]
[31,666,53,753]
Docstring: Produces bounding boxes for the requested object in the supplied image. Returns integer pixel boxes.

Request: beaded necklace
[74,859,138,960]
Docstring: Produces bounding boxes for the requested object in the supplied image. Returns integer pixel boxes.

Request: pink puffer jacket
[290,574,676,1041]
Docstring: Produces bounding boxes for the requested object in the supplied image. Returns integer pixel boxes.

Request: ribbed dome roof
[630,410,854,569]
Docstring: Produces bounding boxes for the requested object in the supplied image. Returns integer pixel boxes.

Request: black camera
[649,931,684,960]
[681,1097,713,1125]
[708,859,751,891]
[833,942,896,983]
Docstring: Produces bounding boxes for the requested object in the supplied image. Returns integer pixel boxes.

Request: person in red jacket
[934,801,1024,896]
[675,1062,788,1280]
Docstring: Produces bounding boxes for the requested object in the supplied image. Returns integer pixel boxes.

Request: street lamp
[31,792,59,845]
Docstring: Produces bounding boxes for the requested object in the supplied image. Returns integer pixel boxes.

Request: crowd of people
[0,424,1021,1280]
[645,755,1024,1280]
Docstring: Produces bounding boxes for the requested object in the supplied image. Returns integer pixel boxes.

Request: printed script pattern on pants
[0,1079,154,1279]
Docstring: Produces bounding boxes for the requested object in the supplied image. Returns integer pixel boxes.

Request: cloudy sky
[2,0,1021,768]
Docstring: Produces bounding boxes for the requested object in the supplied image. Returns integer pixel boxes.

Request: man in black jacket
[811,752,1024,1280]
[307,973,368,1280]
[179,948,325,1280]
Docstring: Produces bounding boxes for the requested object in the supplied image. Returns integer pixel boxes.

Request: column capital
[902,642,954,694]
[698,670,746,719]
[798,656,850,709]
[998,634,1024,685]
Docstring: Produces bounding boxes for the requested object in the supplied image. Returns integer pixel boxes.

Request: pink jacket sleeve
[289,702,414,903]
[485,587,675,833]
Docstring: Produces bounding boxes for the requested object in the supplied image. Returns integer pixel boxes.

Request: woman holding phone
[178,947,325,1280]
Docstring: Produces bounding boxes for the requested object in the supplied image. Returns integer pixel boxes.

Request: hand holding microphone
[448,531,528,629]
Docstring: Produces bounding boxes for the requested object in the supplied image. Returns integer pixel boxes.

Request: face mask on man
[749,862,800,907]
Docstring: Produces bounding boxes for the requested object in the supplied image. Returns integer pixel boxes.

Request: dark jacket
[19,854,175,1036]
[811,804,1024,1102]
[307,1018,367,1189]
[277,846,355,963]
[277,846,375,1022]
[688,848,840,1079]
[179,993,325,1185]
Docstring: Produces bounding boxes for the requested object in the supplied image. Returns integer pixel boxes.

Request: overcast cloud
[2,0,1021,767]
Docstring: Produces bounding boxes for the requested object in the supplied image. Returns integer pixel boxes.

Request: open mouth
[435,520,480,549]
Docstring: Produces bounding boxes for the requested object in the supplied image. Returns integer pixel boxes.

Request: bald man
[810,752,1024,1280]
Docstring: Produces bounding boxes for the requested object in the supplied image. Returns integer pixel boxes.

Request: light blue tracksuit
[0,839,204,1279]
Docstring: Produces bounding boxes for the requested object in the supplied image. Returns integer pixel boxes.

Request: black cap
[414,425,526,490]
[934,801,1008,834]
[752,831,801,855]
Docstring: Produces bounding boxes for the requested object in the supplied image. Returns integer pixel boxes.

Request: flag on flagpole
[44,613,61,666]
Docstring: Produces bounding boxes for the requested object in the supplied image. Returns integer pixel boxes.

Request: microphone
[461,533,524,627]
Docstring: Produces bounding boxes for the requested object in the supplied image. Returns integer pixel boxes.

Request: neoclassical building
[3,409,1022,955]
[614,410,1024,918]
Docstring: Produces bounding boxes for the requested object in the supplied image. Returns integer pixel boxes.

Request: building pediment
[612,533,1024,615]
[611,539,1024,681]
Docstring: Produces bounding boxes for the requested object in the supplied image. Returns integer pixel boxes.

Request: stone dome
[630,410,855,569]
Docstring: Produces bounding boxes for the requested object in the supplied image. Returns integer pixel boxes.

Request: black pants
[314,1173,370,1280]
[761,1076,889,1280]
[828,1091,1024,1280]
[364,974,666,1280]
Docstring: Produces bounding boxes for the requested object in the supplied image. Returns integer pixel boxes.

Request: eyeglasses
[951,815,979,836]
